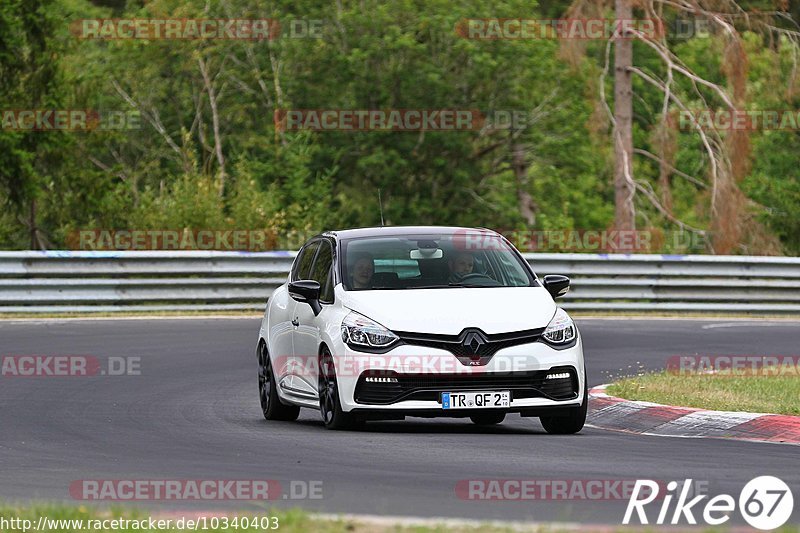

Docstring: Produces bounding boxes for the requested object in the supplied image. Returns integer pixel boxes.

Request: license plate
[442,391,510,409]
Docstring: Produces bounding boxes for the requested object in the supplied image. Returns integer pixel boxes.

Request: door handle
[291,317,299,327]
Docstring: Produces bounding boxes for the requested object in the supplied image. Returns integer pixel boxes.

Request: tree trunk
[613,0,636,231]
[512,142,536,227]
[29,199,37,250]
[198,57,226,197]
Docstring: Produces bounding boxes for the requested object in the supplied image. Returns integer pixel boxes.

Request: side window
[291,241,320,281]
[322,269,334,302]
[309,241,334,303]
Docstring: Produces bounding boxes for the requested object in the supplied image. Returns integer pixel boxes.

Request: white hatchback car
[256,226,586,432]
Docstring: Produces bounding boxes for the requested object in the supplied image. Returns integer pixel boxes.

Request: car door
[271,240,319,395]
[292,238,335,397]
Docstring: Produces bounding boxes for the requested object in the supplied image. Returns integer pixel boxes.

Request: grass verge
[606,370,800,415]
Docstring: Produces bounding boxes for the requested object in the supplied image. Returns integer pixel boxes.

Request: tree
[613,0,636,231]
[570,0,799,251]
[0,0,69,249]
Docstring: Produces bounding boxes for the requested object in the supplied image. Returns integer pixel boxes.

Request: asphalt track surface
[1,317,798,525]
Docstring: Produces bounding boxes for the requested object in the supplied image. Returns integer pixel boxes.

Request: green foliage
[0,0,72,246]
[0,0,798,254]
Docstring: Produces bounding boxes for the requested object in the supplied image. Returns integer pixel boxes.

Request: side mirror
[543,275,570,300]
[288,280,322,315]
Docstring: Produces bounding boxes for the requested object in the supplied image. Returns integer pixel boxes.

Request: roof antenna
[378,188,385,227]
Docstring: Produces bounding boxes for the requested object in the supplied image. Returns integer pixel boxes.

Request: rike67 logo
[624,476,794,530]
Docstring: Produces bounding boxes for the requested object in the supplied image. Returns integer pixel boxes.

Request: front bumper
[335,334,585,414]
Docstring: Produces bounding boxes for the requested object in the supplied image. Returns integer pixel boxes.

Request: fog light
[365,377,399,383]
[545,372,570,380]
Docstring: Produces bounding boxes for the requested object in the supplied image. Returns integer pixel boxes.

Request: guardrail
[0,251,799,313]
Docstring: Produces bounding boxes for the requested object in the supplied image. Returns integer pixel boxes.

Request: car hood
[338,286,557,335]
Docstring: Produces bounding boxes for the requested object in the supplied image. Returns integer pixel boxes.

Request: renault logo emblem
[462,331,486,356]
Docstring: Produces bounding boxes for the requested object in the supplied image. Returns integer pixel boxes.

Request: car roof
[322,226,497,240]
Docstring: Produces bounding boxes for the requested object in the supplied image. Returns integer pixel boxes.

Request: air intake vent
[354,366,578,405]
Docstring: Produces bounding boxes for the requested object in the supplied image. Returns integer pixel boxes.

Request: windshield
[340,233,535,290]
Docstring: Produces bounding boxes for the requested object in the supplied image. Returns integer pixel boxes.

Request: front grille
[354,366,578,405]
[394,327,545,363]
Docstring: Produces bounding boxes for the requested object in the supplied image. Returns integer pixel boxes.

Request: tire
[318,347,363,430]
[258,342,300,421]
[540,370,588,435]
[470,413,506,425]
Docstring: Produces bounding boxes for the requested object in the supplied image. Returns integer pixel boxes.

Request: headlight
[341,311,399,349]
[542,308,576,345]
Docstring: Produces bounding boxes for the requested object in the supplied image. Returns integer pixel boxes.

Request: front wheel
[258,342,300,421]
[318,348,362,430]
[539,371,588,434]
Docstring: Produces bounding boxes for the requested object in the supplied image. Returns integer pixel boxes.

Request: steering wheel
[458,272,493,282]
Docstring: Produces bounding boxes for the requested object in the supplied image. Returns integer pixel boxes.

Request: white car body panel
[338,286,557,335]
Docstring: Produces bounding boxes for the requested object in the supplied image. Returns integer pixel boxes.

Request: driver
[448,251,474,283]
[350,252,375,289]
